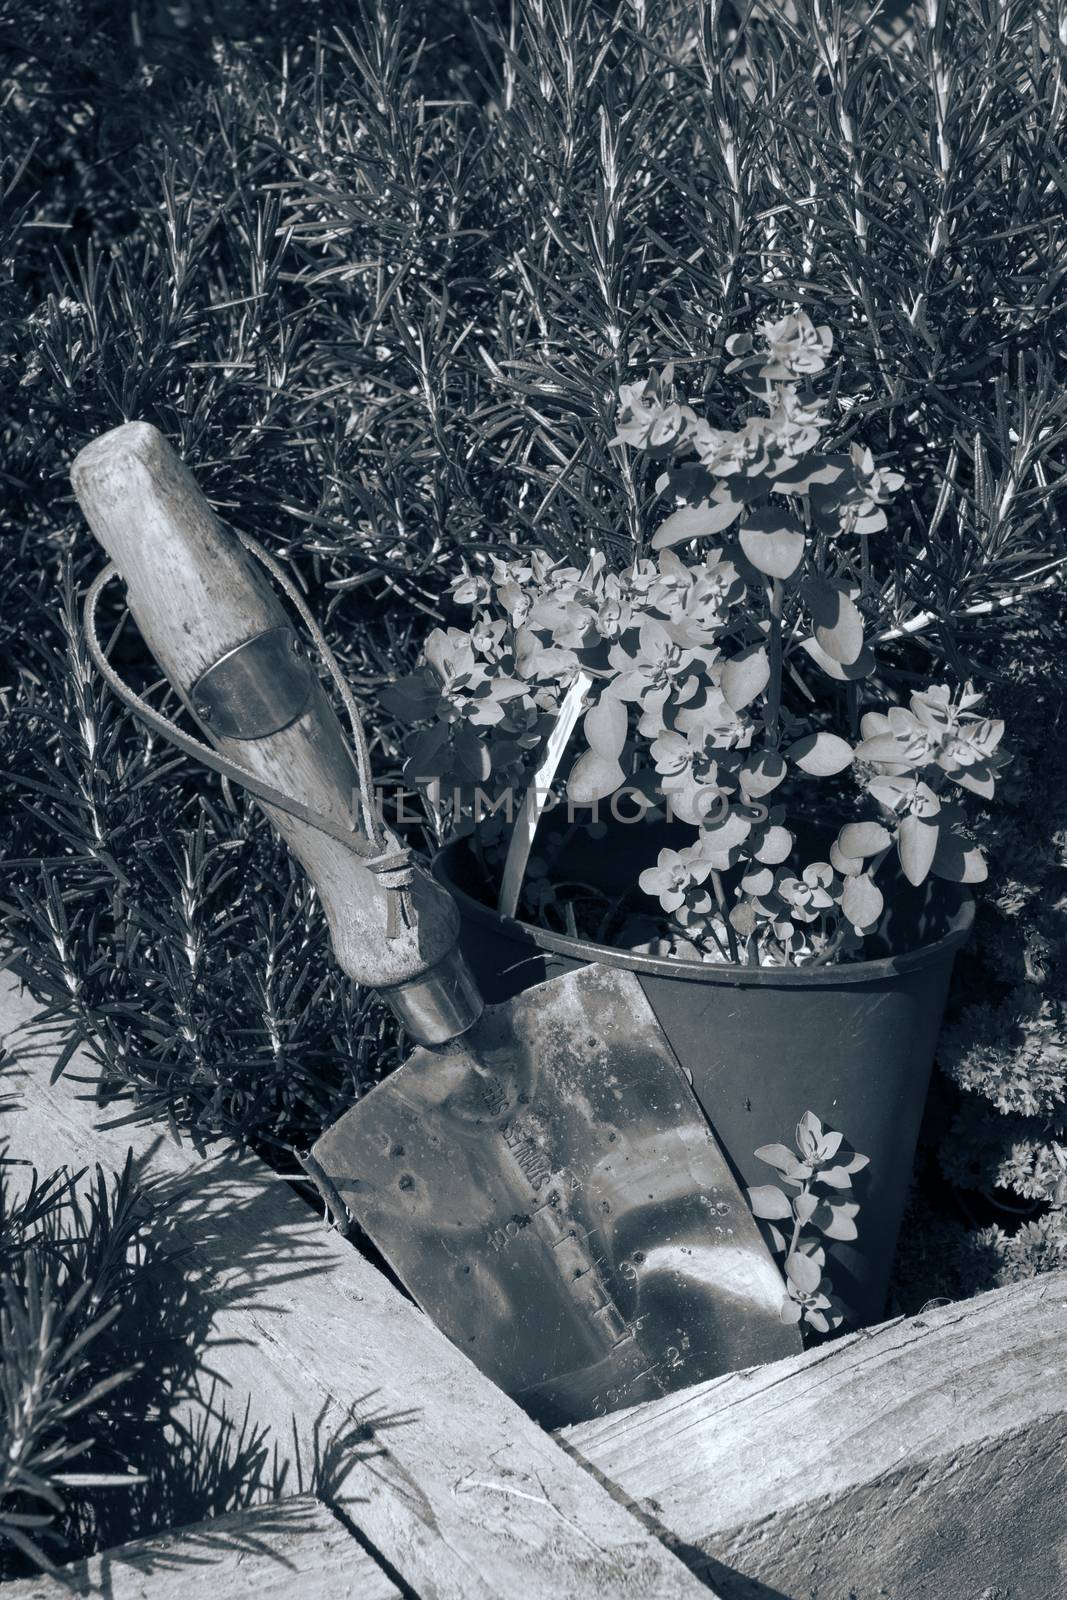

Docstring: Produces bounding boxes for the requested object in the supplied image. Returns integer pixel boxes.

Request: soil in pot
[433,814,974,1326]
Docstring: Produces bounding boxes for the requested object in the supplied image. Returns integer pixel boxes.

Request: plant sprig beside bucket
[750,1110,871,1336]
[382,313,1010,970]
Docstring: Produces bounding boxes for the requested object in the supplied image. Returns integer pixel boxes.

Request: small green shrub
[0,1150,147,1575]
[0,1095,294,1578]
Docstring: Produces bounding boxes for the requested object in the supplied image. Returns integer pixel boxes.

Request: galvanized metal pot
[432,824,974,1324]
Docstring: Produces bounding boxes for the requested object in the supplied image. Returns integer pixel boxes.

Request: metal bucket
[432,826,973,1323]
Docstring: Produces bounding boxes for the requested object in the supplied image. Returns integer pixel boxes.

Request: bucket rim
[432,835,975,990]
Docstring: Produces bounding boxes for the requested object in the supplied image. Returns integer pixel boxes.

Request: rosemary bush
[0,0,1064,1282]
[0,1148,149,1576]
[0,1116,291,1577]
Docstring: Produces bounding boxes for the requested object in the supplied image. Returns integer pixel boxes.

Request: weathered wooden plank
[0,968,711,1600]
[565,1270,1067,1599]
[2,1495,399,1600]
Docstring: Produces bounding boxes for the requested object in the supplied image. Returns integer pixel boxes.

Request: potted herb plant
[380,315,1007,1326]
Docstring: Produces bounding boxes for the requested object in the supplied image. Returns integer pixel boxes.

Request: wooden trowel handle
[71,422,482,1045]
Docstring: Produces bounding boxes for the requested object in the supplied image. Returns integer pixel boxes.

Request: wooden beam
[0,969,711,1600]
[2,1495,400,1600]
[565,1270,1067,1599]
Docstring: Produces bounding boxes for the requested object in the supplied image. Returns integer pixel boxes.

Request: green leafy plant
[748,1110,869,1333]
[385,315,1012,966]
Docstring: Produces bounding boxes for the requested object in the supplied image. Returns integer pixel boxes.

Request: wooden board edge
[564,1265,1067,1598]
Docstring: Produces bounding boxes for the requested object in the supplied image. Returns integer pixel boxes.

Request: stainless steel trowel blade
[313,962,800,1426]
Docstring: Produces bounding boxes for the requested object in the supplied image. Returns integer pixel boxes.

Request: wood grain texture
[0,969,712,1600]
[565,1270,1067,1599]
[2,1495,399,1600]
[71,421,462,997]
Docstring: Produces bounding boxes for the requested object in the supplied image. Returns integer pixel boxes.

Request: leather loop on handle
[83,562,402,854]
[71,422,482,1040]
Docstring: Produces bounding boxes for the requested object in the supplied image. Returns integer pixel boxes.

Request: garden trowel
[73,422,800,1426]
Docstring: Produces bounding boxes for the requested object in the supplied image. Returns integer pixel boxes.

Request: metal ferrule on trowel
[73,423,801,1430]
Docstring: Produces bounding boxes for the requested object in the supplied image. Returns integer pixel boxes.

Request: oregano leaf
[753,825,793,864]
[816,1201,860,1241]
[747,1184,794,1220]
[785,1251,822,1293]
[739,749,787,799]
[754,1142,799,1173]
[722,643,770,711]
[837,821,892,858]
[584,694,627,760]
[652,489,744,549]
[803,576,865,665]
[897,813,939,886]
[786,731,854,776]
[738,510,806,579]
[931,827,989,884]
[840,872,884,931]
[567,749,625,805]
[799,635,876,682]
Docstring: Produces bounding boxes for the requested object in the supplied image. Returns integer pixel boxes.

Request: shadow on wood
[0,1494,400,1599]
